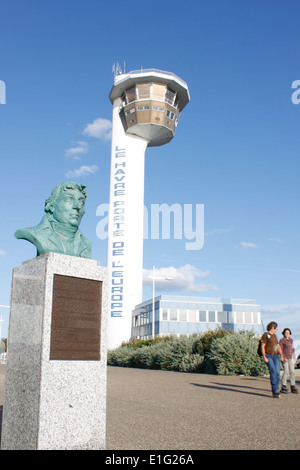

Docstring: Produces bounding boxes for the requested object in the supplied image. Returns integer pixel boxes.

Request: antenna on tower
[112,59,123,77]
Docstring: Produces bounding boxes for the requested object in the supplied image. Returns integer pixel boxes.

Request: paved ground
[1,364,300,450]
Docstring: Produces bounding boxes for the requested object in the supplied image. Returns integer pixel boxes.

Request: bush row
[107,328,269,376]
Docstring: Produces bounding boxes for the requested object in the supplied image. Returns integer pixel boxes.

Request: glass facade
[132,295,263,340]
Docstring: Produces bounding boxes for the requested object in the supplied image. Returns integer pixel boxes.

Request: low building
[132,295,263,340]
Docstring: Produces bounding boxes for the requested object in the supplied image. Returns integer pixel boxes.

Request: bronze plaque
[50,274,102,361]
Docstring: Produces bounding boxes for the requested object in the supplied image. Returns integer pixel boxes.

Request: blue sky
[1,0,300,350]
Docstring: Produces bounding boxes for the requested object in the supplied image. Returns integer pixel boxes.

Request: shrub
[134,335,198,371]
[120,335,173,349]
[192,328,232,356]
[154,336,191,371]
[107,346,133,367]
[208,330,268,376]
[108,335,202,372]
[178,353,204,373]
[107,329,268,376]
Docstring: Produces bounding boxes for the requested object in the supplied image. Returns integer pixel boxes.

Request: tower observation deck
[109,69,190,146]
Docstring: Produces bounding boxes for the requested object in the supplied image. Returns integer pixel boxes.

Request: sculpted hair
[44,182,87,214]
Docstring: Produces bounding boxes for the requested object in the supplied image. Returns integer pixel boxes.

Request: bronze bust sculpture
[15,182,92,258]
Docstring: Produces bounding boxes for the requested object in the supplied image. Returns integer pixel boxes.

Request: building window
[236,312,243,323]
[152,106,165,112]
[228,312,234,323]
[209,311,215,322]
[125,87,136,104]
[155,308,159,321]
[244,312,252,324]
[162,308,168,321]
[252,312,258,324]
[179,309,187,321]
[152,83,166,101]
[136,83,151,100]
[170,309,177,321]
[166,88,176,105]
[189,310,197,322]
[137,105,150,111]
[166,109,175,120]
[125,107,136,115]
[199,311,206,322]
[144,312,151,325]
[217,311,227,323]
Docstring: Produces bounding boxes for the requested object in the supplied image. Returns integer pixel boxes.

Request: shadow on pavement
[190,382,270,398]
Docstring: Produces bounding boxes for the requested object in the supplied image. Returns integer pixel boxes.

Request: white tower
[107,68,190,349]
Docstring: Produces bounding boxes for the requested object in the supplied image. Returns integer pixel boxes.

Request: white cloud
[65,141,89,160]
[261,302,300,317]
[261,302,300,353]
[83,118,112,140]
[143,264,218,294]
[240,241,258,248]
[65,165,99,178]
[268,237,282,243]
[0,250,6,256]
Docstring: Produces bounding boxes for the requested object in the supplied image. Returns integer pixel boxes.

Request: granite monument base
[1,253,108,450]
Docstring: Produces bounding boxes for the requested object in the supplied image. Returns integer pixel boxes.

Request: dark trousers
[266,354,280,393]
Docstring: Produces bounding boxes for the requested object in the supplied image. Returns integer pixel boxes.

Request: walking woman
[279,328,298,394]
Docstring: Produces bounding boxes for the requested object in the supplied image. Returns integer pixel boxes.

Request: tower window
[166,88,176,105]
[152,106,165,112]
[166,109,175,120]
[125,87,136,104]
[152,83,166,101]
[136,83,151,99]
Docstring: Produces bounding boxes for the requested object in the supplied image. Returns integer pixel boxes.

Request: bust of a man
[15,182,92,258]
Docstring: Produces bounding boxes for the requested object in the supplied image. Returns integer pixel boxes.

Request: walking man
[261,321,285,398]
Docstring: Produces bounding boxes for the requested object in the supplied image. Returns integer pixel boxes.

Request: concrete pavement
[1,364,300,450]
[105,366,300,450]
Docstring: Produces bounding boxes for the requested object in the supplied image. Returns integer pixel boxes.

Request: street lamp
[152,266,172,339]
[0,305,9,341]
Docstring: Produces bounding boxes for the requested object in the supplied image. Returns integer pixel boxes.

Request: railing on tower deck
[119,68,188,87]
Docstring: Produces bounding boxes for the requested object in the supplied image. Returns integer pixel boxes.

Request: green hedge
[107,328,268,376]
[208,330,268,376]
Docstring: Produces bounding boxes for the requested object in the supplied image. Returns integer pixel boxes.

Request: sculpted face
[15,181,92,258]
[52,188,86,228]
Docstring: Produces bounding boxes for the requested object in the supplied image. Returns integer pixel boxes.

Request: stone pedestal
[1,253,108,450]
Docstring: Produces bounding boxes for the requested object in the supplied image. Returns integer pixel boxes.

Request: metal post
[152,265,155,339]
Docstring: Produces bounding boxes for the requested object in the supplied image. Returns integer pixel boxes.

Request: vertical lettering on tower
[110,146,126,317]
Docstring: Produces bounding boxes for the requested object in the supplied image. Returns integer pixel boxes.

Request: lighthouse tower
[107,68,190,349]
